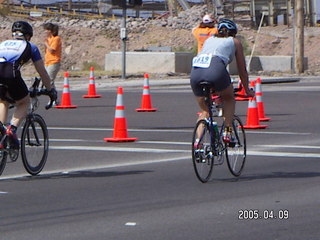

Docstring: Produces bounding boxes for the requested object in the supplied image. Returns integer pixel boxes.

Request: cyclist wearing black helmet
[190,18,254,142]
[0,21,57,149]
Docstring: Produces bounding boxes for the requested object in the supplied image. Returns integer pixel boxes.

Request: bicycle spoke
[225,116,246,176]
[192,120,214,183]
[21,114,49,175]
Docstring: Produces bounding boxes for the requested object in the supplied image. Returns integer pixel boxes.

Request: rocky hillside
[1,5,320,76]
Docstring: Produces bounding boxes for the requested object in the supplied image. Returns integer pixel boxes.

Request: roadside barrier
[243,81,268,129]
[83,67,102,98]
[136,73,157,112]
[255,77,271,121]
[55,72,78,109]
[104,87,137,142]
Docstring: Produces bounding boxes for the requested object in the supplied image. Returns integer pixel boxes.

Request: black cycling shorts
[0,75,28,101]
[190,56,231,97]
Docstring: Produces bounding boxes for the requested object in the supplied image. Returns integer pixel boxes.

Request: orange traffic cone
[55,72,77,109]
[83,67,101,98]
[104,87,137,142]
[235,79,250,101]
[243,81,268,129]
[136,73,157,112]
[255,77,271,121]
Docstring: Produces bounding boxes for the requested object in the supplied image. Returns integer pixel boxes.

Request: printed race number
[192,54,213,68]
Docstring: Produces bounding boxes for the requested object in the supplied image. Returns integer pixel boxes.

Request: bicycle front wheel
[21,114,49,175]
[225,116,246,177]
[192,119,214,183]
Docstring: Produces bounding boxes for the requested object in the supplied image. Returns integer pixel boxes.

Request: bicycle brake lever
[45,100,53,110]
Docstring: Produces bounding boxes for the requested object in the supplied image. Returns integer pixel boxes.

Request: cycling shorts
[190,56,231,97]
[0,71,28,101]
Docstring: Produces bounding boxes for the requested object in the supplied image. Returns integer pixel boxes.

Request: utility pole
[120,0,127,79]
[294,0,304,73]
[68,0,72,10]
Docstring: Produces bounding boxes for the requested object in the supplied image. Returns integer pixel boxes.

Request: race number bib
[192,54,213,68]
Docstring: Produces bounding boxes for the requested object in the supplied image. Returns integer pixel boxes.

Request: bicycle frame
[192,81,247,182]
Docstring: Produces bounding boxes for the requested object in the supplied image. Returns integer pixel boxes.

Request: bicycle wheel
[225,116,246,177]
[192,119,214,183]
[21,114,49,175]
[0,135,7,175]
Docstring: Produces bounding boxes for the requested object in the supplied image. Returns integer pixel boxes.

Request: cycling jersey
[0,39,42,100]
[0,39,41,63]
[201,36,235,65]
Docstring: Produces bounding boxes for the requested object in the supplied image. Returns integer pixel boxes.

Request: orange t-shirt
[192,27,218,53]
[45,35,62,66]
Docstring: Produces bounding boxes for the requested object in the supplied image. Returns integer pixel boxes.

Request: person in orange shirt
[43,23,62,90]
[192,14,218,53]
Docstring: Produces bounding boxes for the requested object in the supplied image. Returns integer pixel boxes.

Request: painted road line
[47,127,311,135]
[1,149,320,181]
[254,145,320,149]
[248,151,320,158]
[139,141,190,145]
[50,145,186,153]
[50,138,101,143]
[50,144,320,158]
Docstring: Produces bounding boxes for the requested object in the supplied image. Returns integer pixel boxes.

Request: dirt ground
[1,19,319,77]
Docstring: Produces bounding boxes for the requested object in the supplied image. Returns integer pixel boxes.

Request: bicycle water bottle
[212,121,219,140]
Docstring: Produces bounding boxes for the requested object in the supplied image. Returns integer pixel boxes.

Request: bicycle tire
[0,133,7,175]
[225,116,246,177]
[192,119,214,183]
[21,114,49,175]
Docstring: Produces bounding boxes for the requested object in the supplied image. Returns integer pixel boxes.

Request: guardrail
[0,4,108,20]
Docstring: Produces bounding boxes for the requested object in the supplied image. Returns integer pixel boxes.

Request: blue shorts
[190,56,231,97]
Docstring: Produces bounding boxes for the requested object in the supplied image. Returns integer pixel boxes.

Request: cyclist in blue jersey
[0,21,57,149]
[190,19,254,143]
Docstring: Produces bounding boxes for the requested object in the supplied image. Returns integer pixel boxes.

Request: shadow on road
[5,169,154,181]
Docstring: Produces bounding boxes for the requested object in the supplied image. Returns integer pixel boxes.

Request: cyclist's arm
[233,38,252,95]
[33,59,52,91]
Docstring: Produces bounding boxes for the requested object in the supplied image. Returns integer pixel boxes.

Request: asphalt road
[0,77,320,239]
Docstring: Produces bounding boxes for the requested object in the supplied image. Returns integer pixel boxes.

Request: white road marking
[50,146,185,153]
[248,151,320,159]
[48,127,311,135]
[254,144,320,150]
[125,222,137,226]
[1,147,319,180]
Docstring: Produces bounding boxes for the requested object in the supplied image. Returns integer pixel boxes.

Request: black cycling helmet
[218,18,237,36]
[12,21,33,37]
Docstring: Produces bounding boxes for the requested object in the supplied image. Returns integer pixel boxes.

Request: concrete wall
[105,52,193,74]
[105,52,308,74]
[228,56,308,74]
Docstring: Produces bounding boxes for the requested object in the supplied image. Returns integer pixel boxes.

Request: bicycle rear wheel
[225,116,246,176]
[21,114,49,175]
[0,148,7,176]
[192,119,214,183]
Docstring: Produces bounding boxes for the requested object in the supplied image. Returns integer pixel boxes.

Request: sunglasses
[12,32,24,37]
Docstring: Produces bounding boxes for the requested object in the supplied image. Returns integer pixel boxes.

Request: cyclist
[0,21,57,149]
[190,18,254,142]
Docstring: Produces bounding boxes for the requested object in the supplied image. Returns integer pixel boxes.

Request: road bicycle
[192,82,247,183]
[0,78,54,176]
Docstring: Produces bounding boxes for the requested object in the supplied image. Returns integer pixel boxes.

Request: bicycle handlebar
[29,77,54,110]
